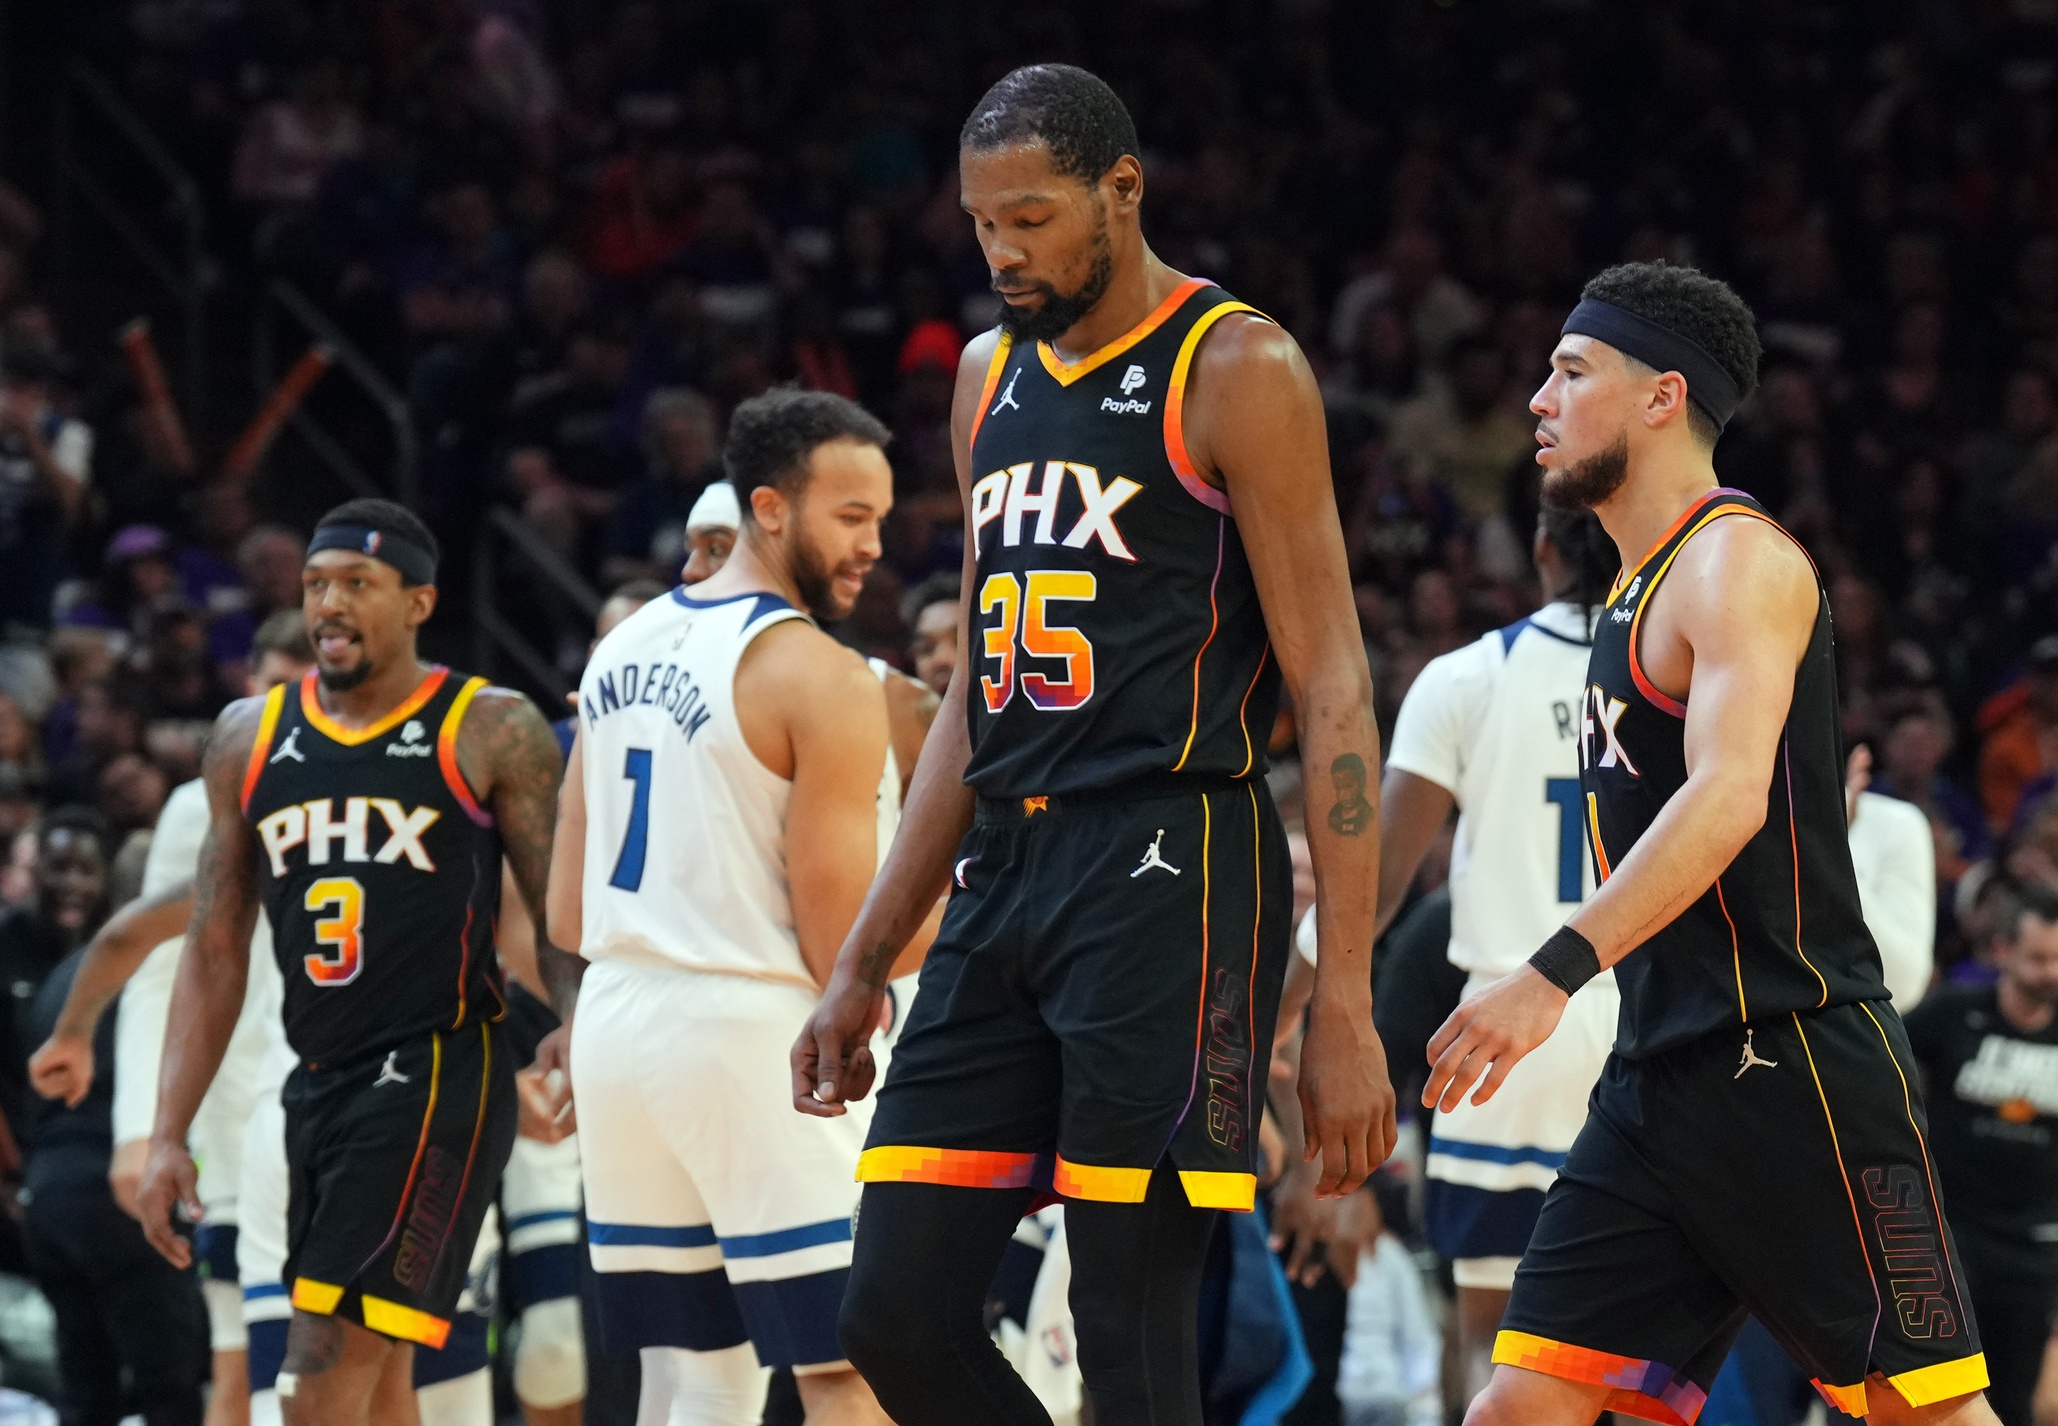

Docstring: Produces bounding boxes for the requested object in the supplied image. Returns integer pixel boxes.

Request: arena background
[0,1,2051,1423]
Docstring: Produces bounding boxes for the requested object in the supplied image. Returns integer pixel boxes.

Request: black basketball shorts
[1497,999,1988,1424]
[283,1021,518,1347]
[860,778,1291,1210]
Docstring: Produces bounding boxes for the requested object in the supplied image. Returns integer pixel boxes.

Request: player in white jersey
[550,390,920,1426]
[1298,509,1620,1400]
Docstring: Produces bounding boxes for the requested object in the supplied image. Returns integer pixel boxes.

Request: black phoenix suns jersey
[963,278,1281,798]
[241,667,506,1067]
[1583,488,1886,1058]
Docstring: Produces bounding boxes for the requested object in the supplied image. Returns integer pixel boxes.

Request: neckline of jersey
[1035,276,1215,387]
[299,665,449,746]
[1606,486,1752,604]
[672,586,796,612]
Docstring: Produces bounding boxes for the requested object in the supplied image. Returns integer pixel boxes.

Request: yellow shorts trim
[1177,1170,1256,1211]
[1811,1380,1869,1417]
[1888,1353,1989,1407]
[1053,1157,1151,1203]
[361,1294,452,1349]
[289,1279,343,1315]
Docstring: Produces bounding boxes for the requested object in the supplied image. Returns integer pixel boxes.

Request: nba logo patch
[364,531,383,555]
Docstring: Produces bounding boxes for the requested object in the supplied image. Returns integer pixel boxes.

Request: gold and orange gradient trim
[1492,1330,1707,1426]
[856,1146,1038,1190]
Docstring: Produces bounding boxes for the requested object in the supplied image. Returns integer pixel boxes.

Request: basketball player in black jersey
[134,499,578,1426]
[789,66,1394,1424]
[1425,264,1996,1426]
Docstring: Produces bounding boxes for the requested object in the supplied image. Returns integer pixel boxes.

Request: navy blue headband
[307,523,438,586]
[1560,298,1743,432]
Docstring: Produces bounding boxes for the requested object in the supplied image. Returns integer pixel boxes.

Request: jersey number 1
[610,747,654,891]
[1544,778,1583,904]
[979,571,1097,713]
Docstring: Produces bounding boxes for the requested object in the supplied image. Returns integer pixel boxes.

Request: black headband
[1560,298,1743,432]
[307,523,438,586]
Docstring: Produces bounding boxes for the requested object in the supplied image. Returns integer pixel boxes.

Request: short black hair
[723,388,891,517]
[253,608,313,663]
[2013,880,2058,939]
[1578,261,1762,446]
[1539,506,1620,611]
[313,498,441,585]
[901,571,962,626]
[960,64,1140,185]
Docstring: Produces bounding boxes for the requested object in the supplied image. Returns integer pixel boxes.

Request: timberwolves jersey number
[241,668,507,1067]
[964,277,1281,798]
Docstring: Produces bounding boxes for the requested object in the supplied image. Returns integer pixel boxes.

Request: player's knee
[1462,1378,1539,1426]
[837,1268,935,1379]
[512,1297,586,1408]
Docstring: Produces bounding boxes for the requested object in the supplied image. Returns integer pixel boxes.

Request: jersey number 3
[304,876,365,986]
[980,571,1097,713]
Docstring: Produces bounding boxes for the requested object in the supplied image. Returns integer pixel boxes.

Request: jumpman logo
[1734,1029,1779,1080]
[270,727,306,764]
[991,367,1022,415]
[374,1051,412,1088]
[1130,830,1181,878]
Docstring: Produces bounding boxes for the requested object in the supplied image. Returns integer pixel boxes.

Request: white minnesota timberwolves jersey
[1385,601,1599,976]
[577,587,815,986]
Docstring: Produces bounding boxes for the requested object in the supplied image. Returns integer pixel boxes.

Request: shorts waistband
[974,772,1260,824]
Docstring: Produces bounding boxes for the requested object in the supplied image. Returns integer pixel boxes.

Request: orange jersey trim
[855,1146,1037,1189]
[1714,877,1746,1021]
[361,1294,452,1349]
[1812,1380,1869,1417]
[300,666,449,746]
[1585,791,1612,882]
[437,676,494,827]
[1053,1156,1152,1203]
[1234,644,1270,778]
[366,1032,443,1269]
[1792,1013,1885,1356]
[1036,276,1212,386]
[1608,487,1728,604]
[965,333,1015,453]
[1492,1330,1706,1426]
[1171,525,1226,772]
[1163,299,1265,515]
[240,683,288,812]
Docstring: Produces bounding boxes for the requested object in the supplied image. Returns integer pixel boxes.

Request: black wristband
[1529,925,1601,996]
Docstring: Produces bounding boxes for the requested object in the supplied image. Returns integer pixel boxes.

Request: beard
[995,231,1114,344]
[318,659,374,692]
[787,528,865,622]
[1541,433,1631,511]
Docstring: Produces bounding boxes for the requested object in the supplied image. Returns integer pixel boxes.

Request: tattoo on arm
[461,689,584,1018]
[1327,753,1375,837]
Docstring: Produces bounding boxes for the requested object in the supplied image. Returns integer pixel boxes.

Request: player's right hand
[792,979,882,1117]
[135,1136,201,1269]
[27,1032,94,1109]
[108,1138,148,1220]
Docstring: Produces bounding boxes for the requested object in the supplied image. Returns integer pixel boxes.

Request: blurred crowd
[0,0,2050,1421]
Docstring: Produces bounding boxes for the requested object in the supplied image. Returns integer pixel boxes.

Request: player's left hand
[28,1031,94,1108]
[1298,993,1398,1198]
[1423,964,1567,1114]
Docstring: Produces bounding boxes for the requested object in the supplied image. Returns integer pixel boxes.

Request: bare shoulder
[742,619,884,709]
[1191,310,1314,392]
[952,329,1007,439]
[453,684,562,801]
[1674,512,1818,643]
[201,694,273,798]
[882,666,940,734]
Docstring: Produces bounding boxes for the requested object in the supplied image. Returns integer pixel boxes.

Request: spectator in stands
[1387,334,1532,536]
[1875,707,1991,886]
[60,525,180,642]
[399,178,519,354]
[903,573,959,698]
[0,341,89,637]
[505,319,639,561]
[13,809,210,1426]
[1979,636,2058,834]
[1906,881,2058,1426]
[600,386,721,587]
[231,59,365,208]
[1844,744,1937,1007]
[236,524,307,630]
